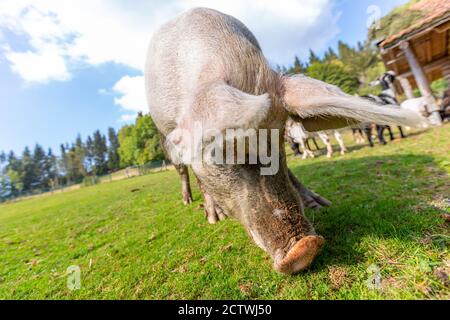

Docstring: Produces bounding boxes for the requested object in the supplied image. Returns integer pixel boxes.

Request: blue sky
[0,0,407,155]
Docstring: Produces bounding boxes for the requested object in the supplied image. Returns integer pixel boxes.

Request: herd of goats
[285,71,450,159]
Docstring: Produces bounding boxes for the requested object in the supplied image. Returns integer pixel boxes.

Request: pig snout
[274,235,324,274]
[246,204,324,274]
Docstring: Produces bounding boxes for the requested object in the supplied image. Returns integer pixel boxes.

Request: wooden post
[399,40,442,125]
[442,62,450,85]
[397,76,415,99]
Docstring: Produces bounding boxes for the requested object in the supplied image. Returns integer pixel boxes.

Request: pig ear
[282,75,423,132]
[165,82,270,164]
[189,82,271,133]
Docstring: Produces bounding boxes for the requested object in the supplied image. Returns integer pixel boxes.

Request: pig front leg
[203,192,227,224]
[288,170,331,209]
[195,174,227,224]
[174,164,193,205]
[160,134,193,205]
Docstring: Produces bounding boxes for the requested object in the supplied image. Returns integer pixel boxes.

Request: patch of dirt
[147,233,157,242]
[25,259,39,268]
[433,267,449,287]
[417,281,434,297]
[5,239,22,245]
[328,266,348,289]
[134,282,144,296]
[96,227,108,234]
[172,265,188,273]
[238,283,253,296]
[381,277,403,291]
[221,244,233,252]
[433,260,450,287]
[440,213,450,223]
[429,196,450,211]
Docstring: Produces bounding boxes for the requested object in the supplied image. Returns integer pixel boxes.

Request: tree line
[276,40,384,96]
[0,113,164,200]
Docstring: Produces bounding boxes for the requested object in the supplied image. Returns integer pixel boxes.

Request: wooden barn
[377,0,450,123]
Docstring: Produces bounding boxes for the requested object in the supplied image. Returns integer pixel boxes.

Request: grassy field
[0,125,449,299]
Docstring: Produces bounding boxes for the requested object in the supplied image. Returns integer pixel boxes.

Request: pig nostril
[274,235,325,274]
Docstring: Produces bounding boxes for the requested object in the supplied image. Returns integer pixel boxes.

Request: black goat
[361,94,406,147]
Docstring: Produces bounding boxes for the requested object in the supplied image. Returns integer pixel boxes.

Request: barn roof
[379,0,450,49]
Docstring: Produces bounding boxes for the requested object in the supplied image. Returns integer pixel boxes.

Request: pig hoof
[216,207,227,221]
[205,205,227,224]
[207,212,218,224]
[274,235,324,274]
[182,193,193,205]
[302,191,332,210]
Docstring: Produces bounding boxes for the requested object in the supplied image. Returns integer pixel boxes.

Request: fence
[0,160,172,203]
[100,160,171,182]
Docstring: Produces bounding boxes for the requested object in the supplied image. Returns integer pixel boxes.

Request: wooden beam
[388,48,399,75]
[399,40,442,125]
[442,63,450,84]
[385,49,405,65]
[396,56,450,78]
[434,21,450,33]
[426,39,432,62]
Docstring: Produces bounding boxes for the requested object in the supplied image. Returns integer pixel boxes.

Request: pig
[145,8,422,274]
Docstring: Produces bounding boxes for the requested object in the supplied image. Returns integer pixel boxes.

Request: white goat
[286,118,347,159]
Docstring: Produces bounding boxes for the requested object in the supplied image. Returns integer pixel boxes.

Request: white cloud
[112,75,146,113]
[4,44,70,83]
[0,0,341,112]
[0,0,339,76]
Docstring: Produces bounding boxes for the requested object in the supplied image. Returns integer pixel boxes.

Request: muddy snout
[274,235,325,274]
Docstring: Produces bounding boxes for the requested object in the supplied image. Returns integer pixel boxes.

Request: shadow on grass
[289,153,448,272]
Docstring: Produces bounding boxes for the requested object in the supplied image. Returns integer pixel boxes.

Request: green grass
[0,125,449,299]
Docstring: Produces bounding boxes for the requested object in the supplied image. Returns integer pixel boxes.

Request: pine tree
[324,47,338,62]
[7,151,20,172]
[274,64,288,74]
[45,148,58,188]
[32,144,47,189]
[59,144,70,183]
[0,151,6,164]
[92,130,108,175]
[0,151,18,198]
[288,56,305,74]
[308,49,321,65]
[74,134,87,178]
[107,127,120,171]
[21,147,34,191]
[85,135,94,174]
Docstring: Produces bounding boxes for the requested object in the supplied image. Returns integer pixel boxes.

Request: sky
[0,0,408,155]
